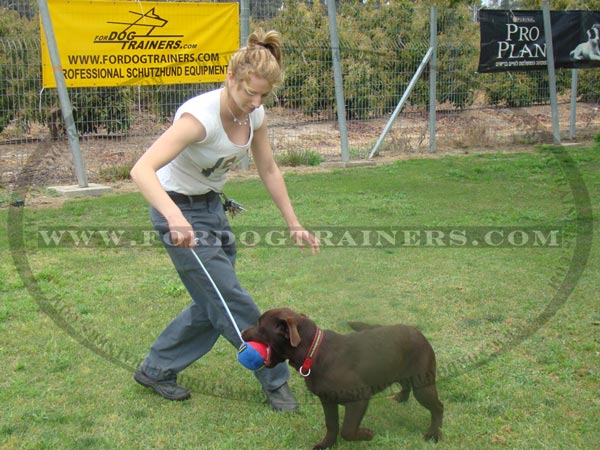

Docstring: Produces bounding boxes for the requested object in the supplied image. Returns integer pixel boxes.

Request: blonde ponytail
[228,29,283,88]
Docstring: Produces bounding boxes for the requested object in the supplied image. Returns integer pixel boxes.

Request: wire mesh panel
[1,0,599,186]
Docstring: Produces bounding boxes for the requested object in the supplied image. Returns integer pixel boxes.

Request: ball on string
[238,341,268,371]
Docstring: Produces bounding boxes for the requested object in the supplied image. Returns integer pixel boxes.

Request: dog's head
[242,308,316,368]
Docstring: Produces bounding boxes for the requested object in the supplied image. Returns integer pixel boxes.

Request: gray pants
[140,191,289,391]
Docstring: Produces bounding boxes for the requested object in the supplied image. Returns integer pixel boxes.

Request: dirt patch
[1,102,598,209]
[8,139,595,211]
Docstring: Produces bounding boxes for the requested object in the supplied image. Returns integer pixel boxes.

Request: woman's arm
[130,113,206,248]
[251,117,320,253]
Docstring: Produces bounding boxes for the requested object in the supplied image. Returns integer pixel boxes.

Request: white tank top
[157,88,264,195]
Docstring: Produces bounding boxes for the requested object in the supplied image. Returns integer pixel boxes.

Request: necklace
[227,104,249,126]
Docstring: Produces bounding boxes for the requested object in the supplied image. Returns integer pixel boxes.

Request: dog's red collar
[299,328,324,377]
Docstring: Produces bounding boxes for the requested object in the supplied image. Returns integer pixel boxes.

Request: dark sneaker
[134,368,191,401]
[264,382,298,412]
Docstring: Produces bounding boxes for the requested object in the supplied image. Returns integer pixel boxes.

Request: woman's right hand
[167,214,196,248]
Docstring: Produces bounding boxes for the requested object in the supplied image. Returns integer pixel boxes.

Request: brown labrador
[242,307,443,449]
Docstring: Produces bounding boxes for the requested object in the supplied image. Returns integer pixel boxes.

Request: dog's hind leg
[413,384,443,442]
[394,379,411,403]
[340,400,374,442]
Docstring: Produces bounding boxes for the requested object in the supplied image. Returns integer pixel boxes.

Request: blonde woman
[131,30,319,410]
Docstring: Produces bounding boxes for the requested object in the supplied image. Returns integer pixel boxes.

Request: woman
[130,29,320,411]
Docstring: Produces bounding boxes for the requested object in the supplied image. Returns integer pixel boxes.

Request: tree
[0,6,39,133]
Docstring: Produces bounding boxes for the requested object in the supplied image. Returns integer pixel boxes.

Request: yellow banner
[41,0,239,88]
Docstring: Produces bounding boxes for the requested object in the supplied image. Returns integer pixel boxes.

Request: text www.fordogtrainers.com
[37,226,566,249]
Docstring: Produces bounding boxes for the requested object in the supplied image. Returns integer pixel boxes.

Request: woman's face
[228,73,272,114]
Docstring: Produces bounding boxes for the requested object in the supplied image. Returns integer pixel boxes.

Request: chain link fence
[1,0,599,187]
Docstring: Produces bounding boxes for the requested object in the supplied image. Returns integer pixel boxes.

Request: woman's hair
[227,29,283,88]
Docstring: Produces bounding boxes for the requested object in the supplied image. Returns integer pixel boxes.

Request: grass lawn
[1,142,599,449]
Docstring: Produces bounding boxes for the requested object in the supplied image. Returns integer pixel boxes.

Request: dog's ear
[284,317,301,348]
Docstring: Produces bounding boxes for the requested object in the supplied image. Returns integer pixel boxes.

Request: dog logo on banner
[570,24,600,61]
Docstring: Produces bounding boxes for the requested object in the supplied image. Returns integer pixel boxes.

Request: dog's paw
[312,432,337,450]
[342,427,374,441]
[312,438,336,449]
[357,428,374,441]
[424,429,442,443]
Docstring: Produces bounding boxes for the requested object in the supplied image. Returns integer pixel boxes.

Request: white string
[189,246,244,343]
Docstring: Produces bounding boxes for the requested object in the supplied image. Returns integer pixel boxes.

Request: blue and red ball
[237,341,269,371]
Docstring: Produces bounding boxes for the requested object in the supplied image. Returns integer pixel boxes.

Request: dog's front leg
[312,401,339,449]
[340,400,374,442]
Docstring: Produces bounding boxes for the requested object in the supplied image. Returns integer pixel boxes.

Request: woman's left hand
[290,227,321,255]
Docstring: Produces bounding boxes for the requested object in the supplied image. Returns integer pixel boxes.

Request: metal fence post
[239,0,249,45]
[326,0,350,162]
[368,48,434,159]
[240,0,250,170]
[37,0,88,187]
[542,1,561,145]
[570,69,578,139]
[429,6,437,154]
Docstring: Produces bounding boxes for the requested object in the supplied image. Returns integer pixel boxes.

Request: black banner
[478,10,600,73]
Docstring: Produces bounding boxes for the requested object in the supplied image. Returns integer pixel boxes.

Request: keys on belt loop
[221,193,246,218]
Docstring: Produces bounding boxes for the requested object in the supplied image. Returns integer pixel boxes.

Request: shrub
[0,8,39,133]
[267,0,479,119]
[68,88,133,135]
[276,148,323,167]
[577,70,600,103]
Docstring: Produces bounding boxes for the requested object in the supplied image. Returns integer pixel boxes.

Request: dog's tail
[347,321,381,331]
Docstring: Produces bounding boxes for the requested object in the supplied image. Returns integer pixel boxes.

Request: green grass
[1,144,599,449]
[275,149,324,167]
